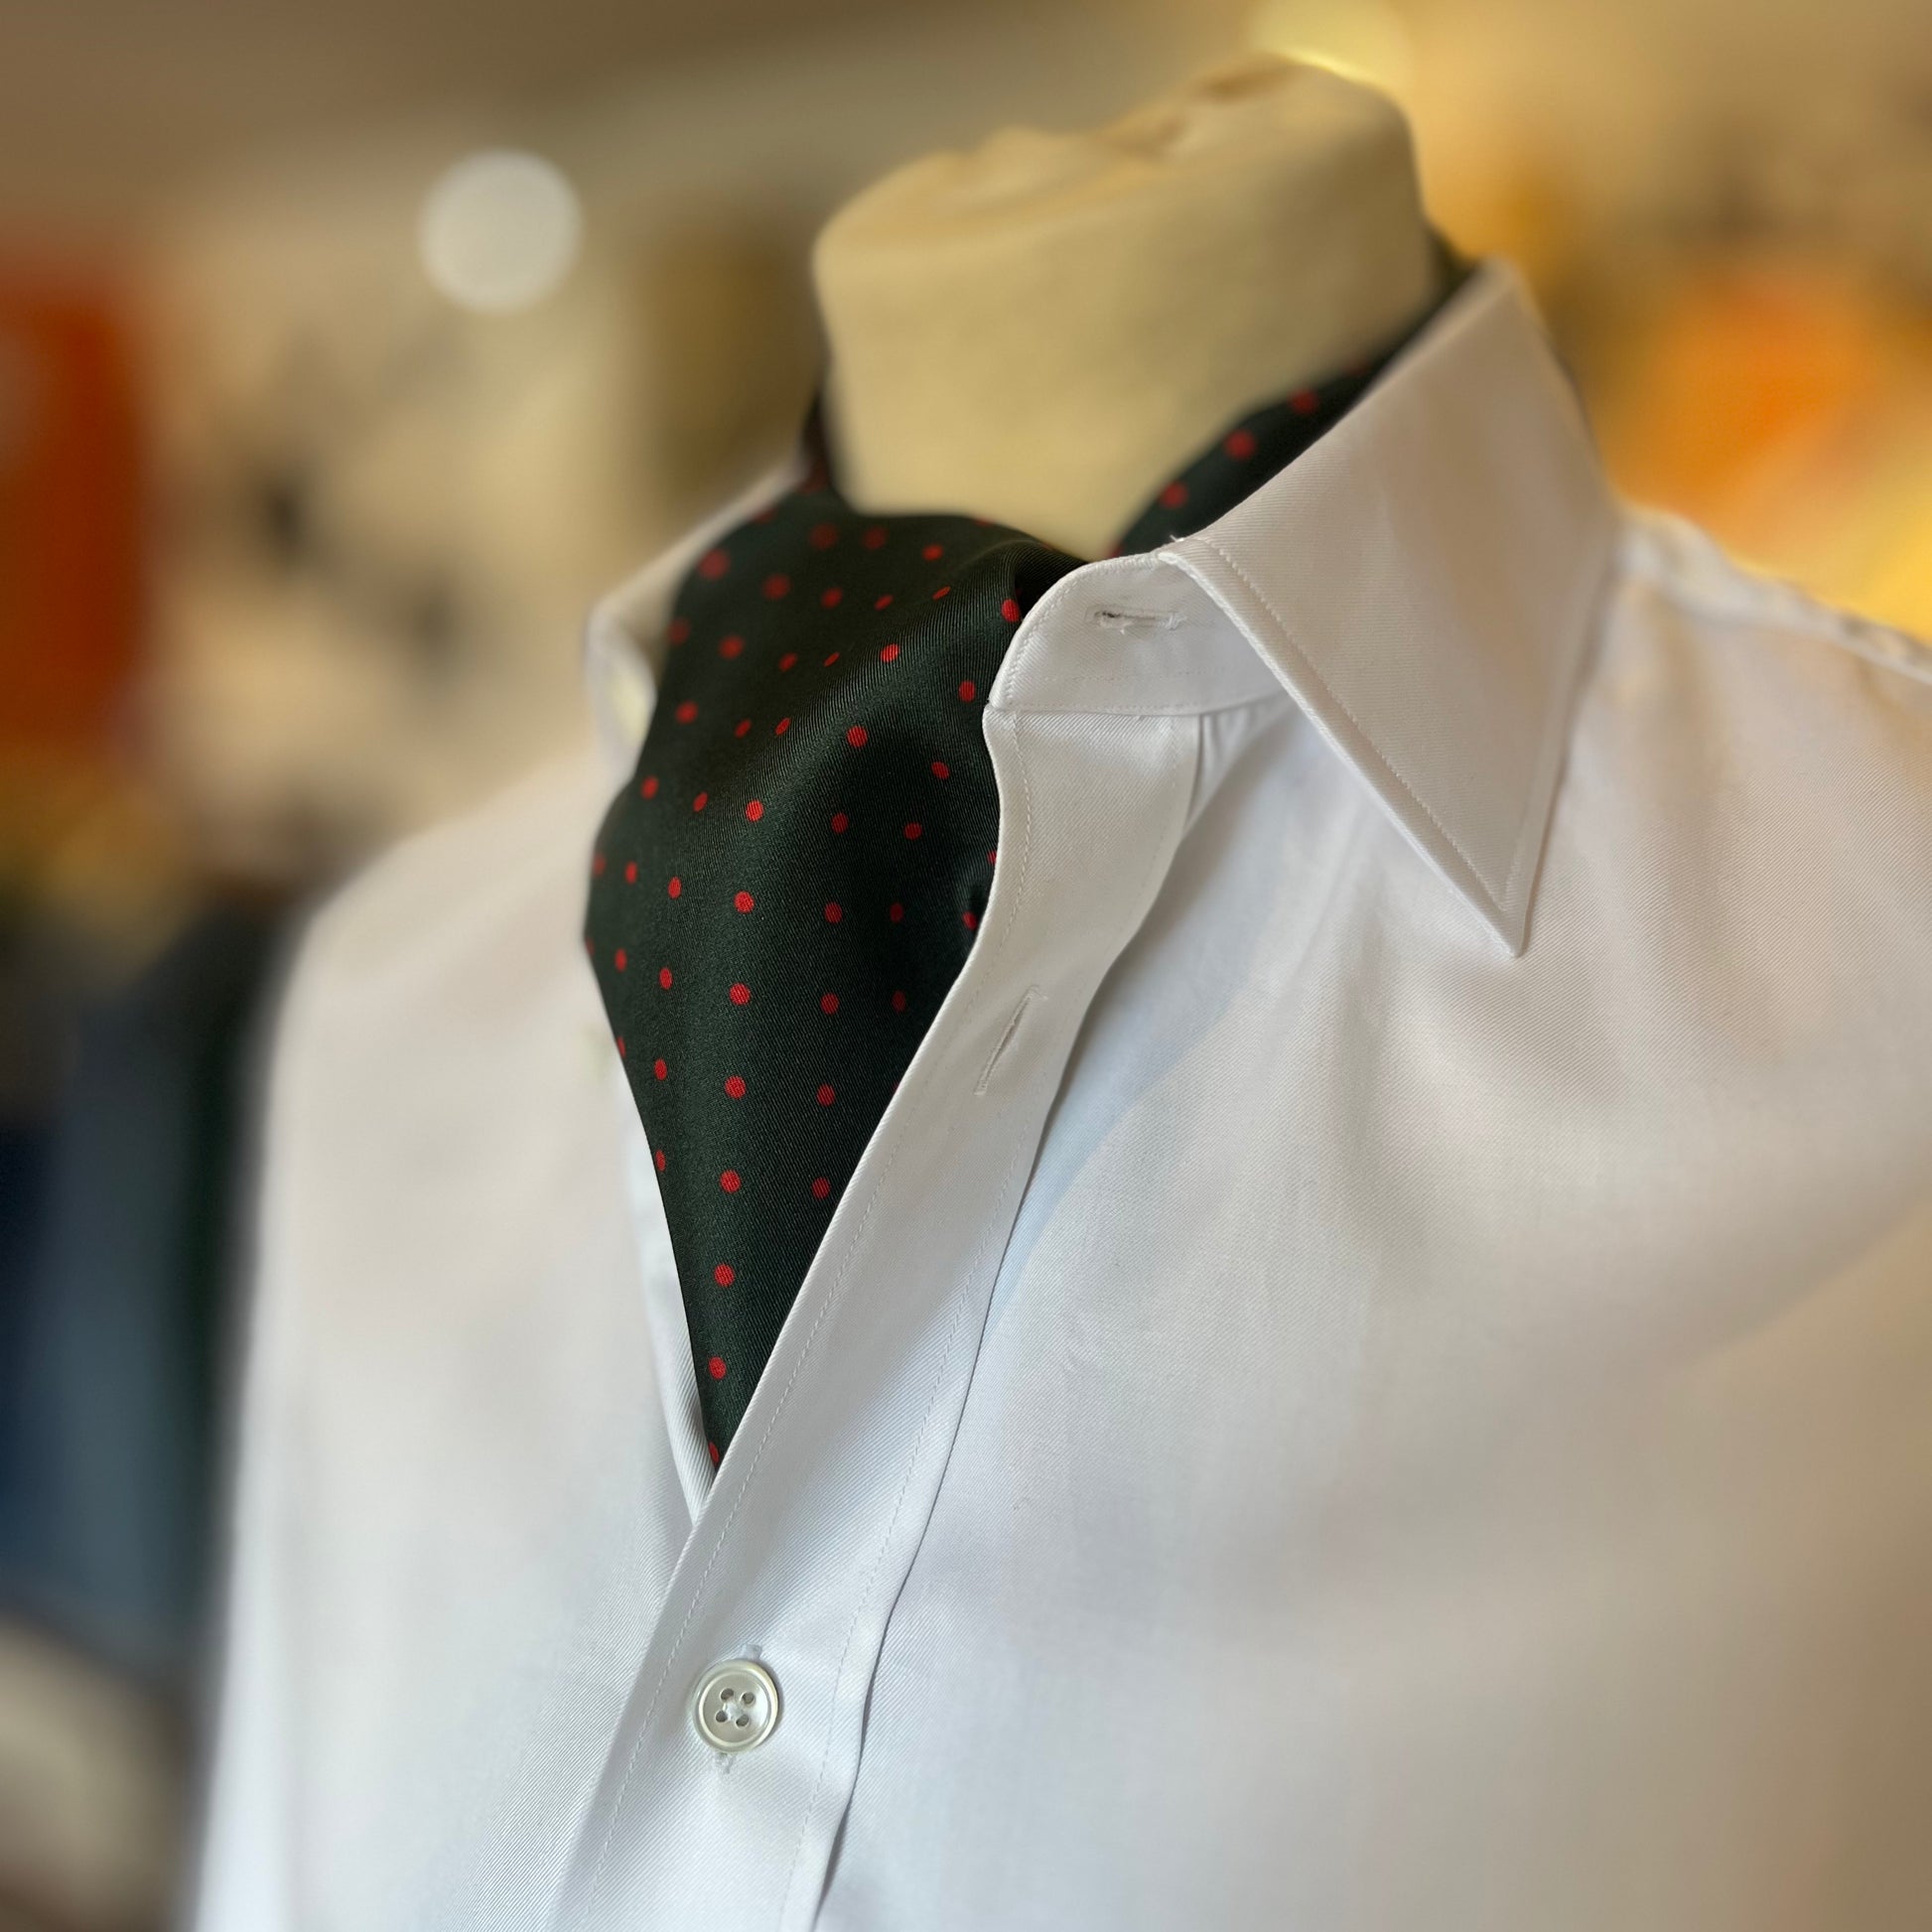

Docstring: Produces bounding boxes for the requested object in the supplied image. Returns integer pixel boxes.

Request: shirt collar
[584,260,1618,956]
[1163,259,1618,952]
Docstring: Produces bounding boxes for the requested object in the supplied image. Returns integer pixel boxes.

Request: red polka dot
[615,948,628,971]
[1159,481,1188,509]
[720,1169,742,1194]
[592,851,607,876]
[774,717,790,735]
[821,586,843,609]
[962,908,978,931]
[1224,428,1257,458]
[734,717,752,739]
[958,679,977,701]
[729,982,751,1006]
[745,798,763,821]
[811,1175,831,1199]
[666,616,691,644]
[862,525,888,549]
[708,1440,721,1464]
[708,1355,728,1380]
[892,989,907,1012]
[930,759,949,779]
[719,633,745,659]
[712,1266,734,1289]
[654,1147,667,1172]
[698,547,729,579]
[903,822,922,840]
[987,848,997,865]
[932,585,951,600]
[921,542,943,560]
[693,790,709,812]
[874,594,894,611]
[846,725,868,748]
[1000,598,1021,621]
[667,876,681,897]
[724,1074,746,1097]
[653,1057,668,1081]
[617,1035,625,1057]
[1290,387,1317,414]
[820,991,839,1014]
[889,901,903,922]
[816,1083,836,1106]
[734,889,755,912]
[824,901,842,923]
[880,642,899,662]
[763,573,791,599]
[823,651,840,666]
[809,520,840,550]
[658,966,673,989]
[778,651,797,672]
[830,811,849,833]
[623,860,638,884]
[674,699,698,724]
[641,774,659,798]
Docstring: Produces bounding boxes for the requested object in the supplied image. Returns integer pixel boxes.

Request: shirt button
[692,1658,780,1753]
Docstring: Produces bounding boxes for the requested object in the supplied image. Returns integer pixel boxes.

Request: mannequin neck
[812,59,1442,559]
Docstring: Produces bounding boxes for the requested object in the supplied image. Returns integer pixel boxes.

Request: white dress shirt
[195,262,1932,1932]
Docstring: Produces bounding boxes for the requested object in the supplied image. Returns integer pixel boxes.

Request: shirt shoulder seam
[1616,509,1932,690]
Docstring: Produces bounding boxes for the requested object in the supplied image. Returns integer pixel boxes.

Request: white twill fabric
[194,262,1932,1932]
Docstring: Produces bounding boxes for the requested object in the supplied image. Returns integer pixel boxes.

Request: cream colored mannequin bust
[814,56,1440,558]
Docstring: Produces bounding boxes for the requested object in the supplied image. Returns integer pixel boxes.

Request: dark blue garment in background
[0,902,286,1684]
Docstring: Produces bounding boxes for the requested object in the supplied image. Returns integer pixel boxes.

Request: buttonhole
[1088,608,1182,635]
[976,987,1042,1096]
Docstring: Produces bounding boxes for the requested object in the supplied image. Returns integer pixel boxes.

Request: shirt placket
[557,558,1264,1931]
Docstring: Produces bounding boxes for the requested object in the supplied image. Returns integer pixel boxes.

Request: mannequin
[813,55,1442,559]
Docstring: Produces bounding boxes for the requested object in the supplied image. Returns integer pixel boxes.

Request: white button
[692,1659,779,1753]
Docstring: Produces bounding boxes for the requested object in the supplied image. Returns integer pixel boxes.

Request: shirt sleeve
[187,936,318,1932]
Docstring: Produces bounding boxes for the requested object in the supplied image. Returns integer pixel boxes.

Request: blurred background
[0,0,1928,1922]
